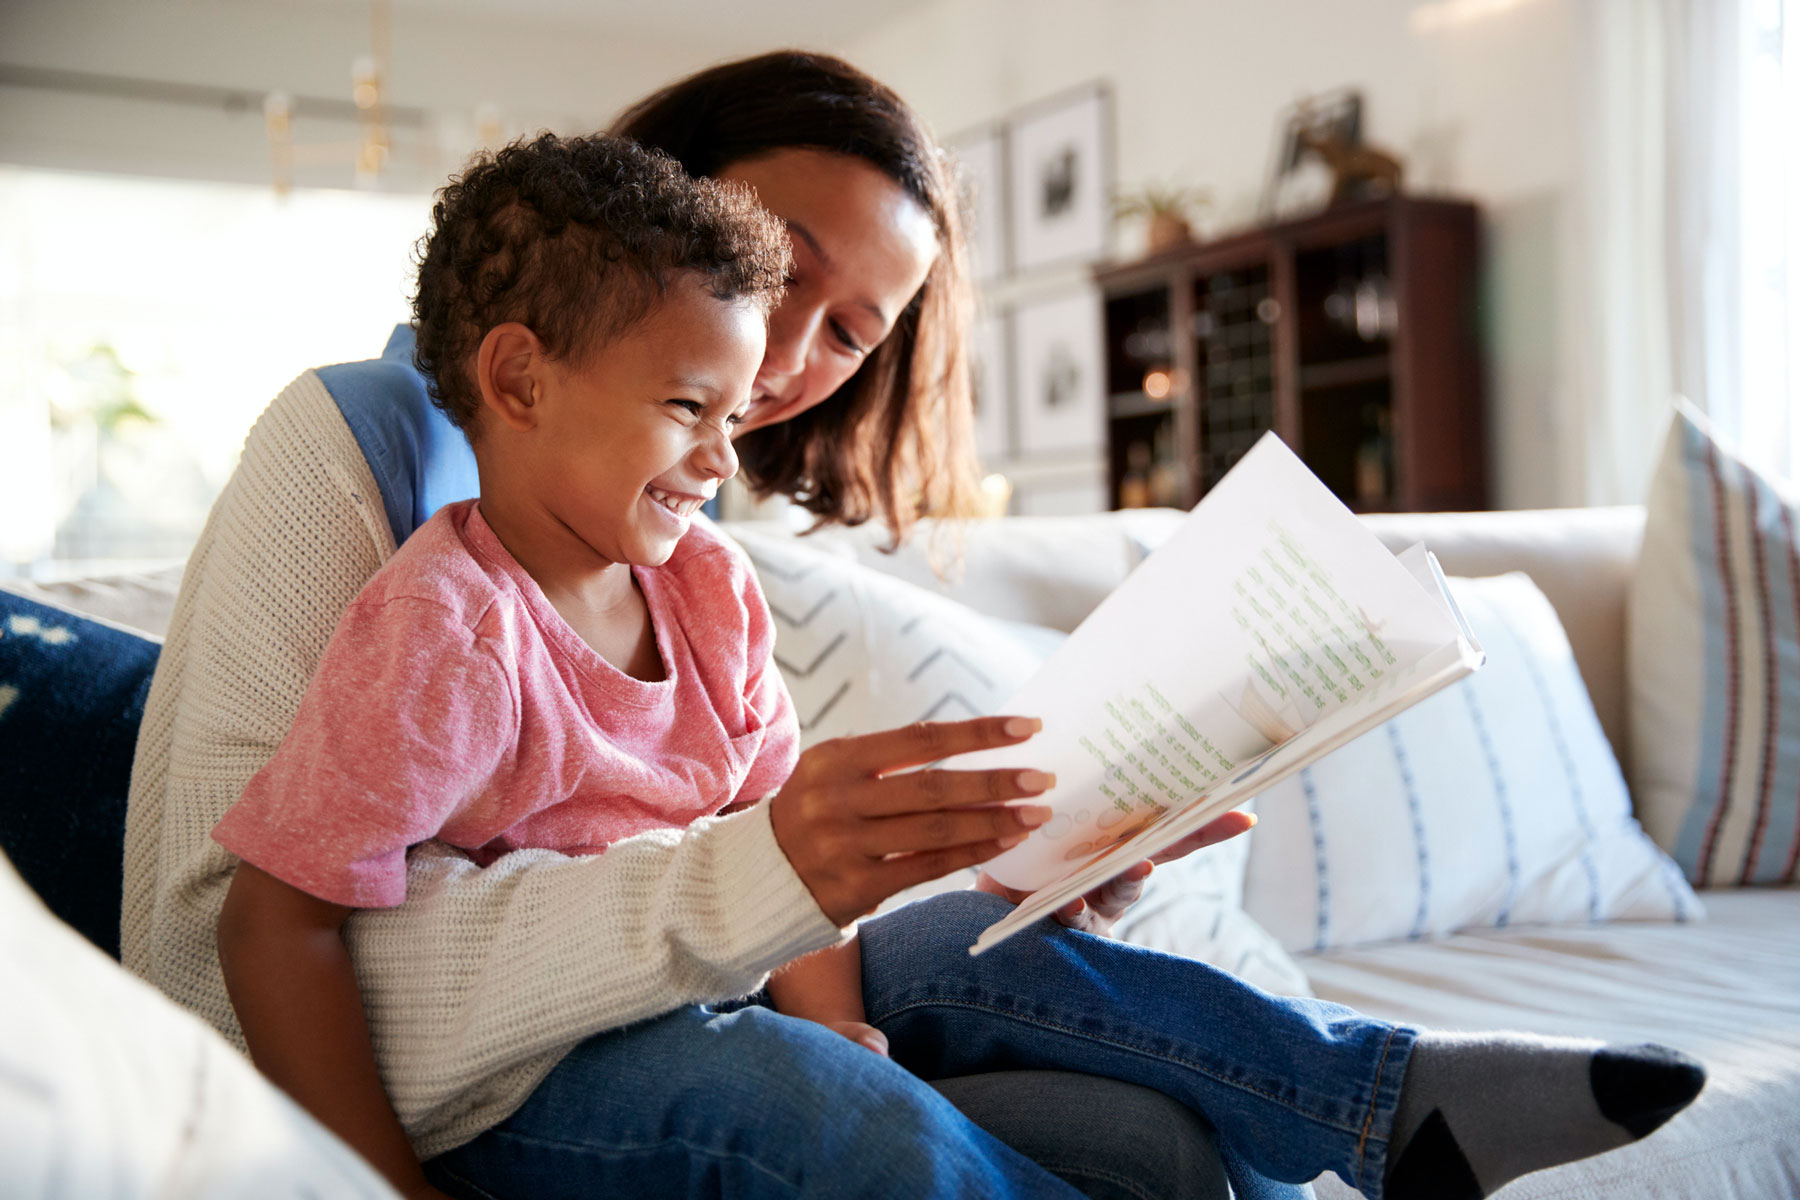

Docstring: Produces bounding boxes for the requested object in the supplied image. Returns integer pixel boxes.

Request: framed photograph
[972,311,1011,461]
[950,126,1008,283]
[1260,88,1363,220]
[1013,289,1105,456]
[1007,84,1112,273]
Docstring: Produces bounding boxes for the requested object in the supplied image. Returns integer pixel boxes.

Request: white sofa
[9,504,1797,1199]
[773,504,1800,1200]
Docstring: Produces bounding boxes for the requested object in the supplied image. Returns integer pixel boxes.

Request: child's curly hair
[412,132,792,434]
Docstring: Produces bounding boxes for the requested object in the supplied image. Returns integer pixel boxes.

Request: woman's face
[716,148,939,434]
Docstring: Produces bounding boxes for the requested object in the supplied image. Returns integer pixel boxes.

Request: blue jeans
[428,891,1397,1198]
[865,891,1409,1194]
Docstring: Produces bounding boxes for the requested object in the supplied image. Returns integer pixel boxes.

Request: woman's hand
[768,716,1054,926]
[974,808,1257,937]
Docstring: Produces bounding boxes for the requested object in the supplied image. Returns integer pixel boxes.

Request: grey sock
[1382,1033,1705,1200]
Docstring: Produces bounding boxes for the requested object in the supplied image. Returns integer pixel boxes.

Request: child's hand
[769,715,1054,925]
[824,1019,891,1057]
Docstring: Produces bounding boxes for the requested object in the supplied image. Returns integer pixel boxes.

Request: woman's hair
[412,132,791,436]
[614,50,981,545]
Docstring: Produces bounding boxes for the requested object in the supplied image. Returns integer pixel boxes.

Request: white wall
[842,0,1609,509]
[1,0,1621,508]
[0,0,732,192]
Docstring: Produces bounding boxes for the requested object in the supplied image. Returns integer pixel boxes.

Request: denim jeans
[864,891,1407,1194]
[427,890,1397,1199]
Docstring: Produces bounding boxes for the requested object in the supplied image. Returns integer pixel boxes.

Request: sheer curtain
[1587,0,1795,502]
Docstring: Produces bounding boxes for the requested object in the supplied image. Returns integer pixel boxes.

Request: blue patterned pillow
[1630,403,1800,886]
[0,589,160,957]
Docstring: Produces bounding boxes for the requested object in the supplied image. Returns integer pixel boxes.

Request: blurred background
[0,0,1793,576]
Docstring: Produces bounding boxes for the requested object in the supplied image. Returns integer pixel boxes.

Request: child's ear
[475,323,545,433]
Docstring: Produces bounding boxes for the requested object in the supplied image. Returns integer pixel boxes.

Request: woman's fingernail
[998,832,1028,848]
[1016,805,1053,827]
[1016,769,1055,793]
[1003,716,1043,738]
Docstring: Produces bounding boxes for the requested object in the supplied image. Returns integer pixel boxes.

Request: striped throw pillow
[1630,402,1800,886]
[1243,573,1698,953]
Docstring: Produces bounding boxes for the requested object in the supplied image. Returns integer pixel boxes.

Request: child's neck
[476,496,666,684]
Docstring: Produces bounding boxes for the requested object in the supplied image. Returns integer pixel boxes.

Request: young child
[213,134,1704,1200]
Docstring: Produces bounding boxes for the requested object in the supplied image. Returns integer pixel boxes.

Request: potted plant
[1114,183,1212,255]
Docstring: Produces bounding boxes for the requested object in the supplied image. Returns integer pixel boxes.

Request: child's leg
[861,891,1702,1200]
[424,1001,1090,1200]
[863,891,1403,1192]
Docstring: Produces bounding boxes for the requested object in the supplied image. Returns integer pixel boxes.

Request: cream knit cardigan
[121,372,842,1158]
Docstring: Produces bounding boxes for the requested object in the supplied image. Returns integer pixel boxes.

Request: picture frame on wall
[1260,88,1364,220]
[972,311,1011,461]
[1007,83,1112,274]
[1013,288,1105,456]
[950,126,1008,284]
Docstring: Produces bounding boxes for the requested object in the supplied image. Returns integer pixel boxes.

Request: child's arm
[764,934,888,1055]
[217,862,448,1200]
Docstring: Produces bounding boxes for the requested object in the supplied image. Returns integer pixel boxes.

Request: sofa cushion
[1302,886,1800,1200]
[731,507,1189,634]
[725,525,1052,747]
[1630,402,1800,886]
[0,589,161,958]
[1242,573,1699,953]
[0,563,184,641]
[0,851,399,1196]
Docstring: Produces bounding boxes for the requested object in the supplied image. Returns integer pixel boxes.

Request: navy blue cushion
[0,590,159,958]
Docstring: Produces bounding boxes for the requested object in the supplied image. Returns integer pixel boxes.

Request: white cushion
[729,525,1312,993]
[0,854,399,1199]
[1629,402,1800,886]
[1243,573,1699,953]
[0,563,184,640]
[732,508,1188,633]
[1303,887,1800,1200]
[725,525,1053,747]
[1110,806,1314,996]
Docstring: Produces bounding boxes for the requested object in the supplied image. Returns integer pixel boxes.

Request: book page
[970,633,1482,955]
[966,433,1472,894]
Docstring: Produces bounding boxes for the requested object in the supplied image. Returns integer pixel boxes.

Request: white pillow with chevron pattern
[727,525,1313,995]
[727,526,1052,746]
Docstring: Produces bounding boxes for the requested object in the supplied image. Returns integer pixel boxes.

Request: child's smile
[470,274,766,594]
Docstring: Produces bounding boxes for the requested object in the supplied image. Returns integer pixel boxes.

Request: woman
[123,51,1278,1200]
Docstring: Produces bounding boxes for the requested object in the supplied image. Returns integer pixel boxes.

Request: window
[1737,0,1798,479]
[0,167,429,576]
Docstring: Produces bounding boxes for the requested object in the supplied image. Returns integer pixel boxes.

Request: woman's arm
[217,863,444,1199]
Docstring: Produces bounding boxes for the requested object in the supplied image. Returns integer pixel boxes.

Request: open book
[964,433,1484,954]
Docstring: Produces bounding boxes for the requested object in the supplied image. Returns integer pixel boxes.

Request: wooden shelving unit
[1095,195,1487,513]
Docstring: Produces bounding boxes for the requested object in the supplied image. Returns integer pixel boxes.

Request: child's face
[529,277,765,568]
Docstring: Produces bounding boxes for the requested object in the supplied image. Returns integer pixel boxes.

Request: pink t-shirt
[213,499,798,909]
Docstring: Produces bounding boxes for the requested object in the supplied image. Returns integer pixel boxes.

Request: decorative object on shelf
[1261,89,1405,220]
[1114,182,1213,257]
[950,126,1009,283]
[1008,84,1114,273]
[1014,289,1106,455]
[1094,196,1486,514]
[972,312,1012,461]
